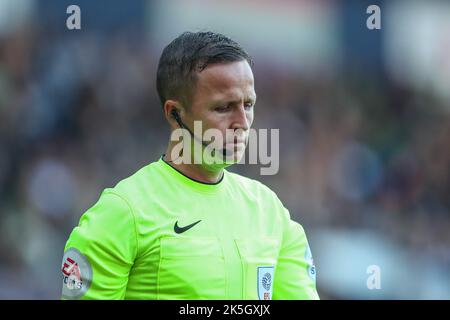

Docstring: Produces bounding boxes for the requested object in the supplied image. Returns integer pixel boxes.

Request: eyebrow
[248,95,257,103]
[216,95,257,105]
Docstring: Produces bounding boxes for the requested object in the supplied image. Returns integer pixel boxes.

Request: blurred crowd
[1,18,450,298]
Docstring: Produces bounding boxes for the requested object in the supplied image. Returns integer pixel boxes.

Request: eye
[215,105,230,112]
[244,103,254,110]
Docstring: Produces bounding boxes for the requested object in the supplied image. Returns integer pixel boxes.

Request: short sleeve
[272,207,320,300]
[61,190,138,300]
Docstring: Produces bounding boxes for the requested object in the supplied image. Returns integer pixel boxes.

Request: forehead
[192,60,255,101]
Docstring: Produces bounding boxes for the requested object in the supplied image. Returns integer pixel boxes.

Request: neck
[164,143,224,184]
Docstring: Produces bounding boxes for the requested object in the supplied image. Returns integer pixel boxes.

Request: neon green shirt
[61,156,319,300]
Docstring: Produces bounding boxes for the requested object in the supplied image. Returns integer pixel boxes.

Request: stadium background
[0,0,449,299]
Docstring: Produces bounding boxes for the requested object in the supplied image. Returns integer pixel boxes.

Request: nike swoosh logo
[174,220,202,234]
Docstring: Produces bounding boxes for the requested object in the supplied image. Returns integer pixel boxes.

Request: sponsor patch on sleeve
[61,247,92,299]
[305,245,316,282]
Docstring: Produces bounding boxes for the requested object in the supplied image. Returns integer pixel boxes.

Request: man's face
[184,60,256,164]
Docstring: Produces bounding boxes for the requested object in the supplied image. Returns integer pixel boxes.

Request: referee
[61,31,319,300]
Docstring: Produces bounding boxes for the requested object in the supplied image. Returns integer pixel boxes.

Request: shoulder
[74,189,135,236]
[99,160,166,211]
[65,188,139,261]
[75,161,162,229]
[112,161,161,196]
[225,170,283,205]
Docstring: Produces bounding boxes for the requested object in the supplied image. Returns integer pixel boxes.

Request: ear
[164,100,183,128]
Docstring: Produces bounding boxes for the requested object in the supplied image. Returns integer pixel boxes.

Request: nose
[230,104,250,131]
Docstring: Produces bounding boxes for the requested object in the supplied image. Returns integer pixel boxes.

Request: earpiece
[171,109,183,128]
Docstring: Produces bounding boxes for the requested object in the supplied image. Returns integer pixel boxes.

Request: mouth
[225,141,246,147]
[222,136,247,154]
[231,136,247,144]
[223,142,246,157]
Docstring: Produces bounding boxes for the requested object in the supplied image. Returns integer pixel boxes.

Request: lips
[226,141,245,147]
[223,141,246,153]
[233,136,246,144]
[224,136,247,149]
